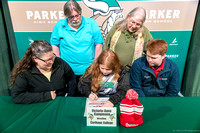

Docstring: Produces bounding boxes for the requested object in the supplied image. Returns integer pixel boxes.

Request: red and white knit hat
[119,89,144,128]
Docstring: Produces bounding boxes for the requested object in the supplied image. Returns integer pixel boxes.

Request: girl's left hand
[101,101,114,107]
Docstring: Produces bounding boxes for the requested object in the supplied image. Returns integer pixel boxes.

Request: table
[0,96,200,133]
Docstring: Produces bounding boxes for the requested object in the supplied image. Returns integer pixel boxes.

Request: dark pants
[73,75,84,97]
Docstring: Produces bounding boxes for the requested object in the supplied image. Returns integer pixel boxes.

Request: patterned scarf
[110,29,144,63]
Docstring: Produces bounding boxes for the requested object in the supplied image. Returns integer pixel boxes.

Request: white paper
[87,107,117,127]
[84,98,109,117]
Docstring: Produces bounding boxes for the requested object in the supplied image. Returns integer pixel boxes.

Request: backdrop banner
[7,0,199,84]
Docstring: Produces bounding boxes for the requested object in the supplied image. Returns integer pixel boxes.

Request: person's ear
[32,56,37,62]
[162,54,166,59]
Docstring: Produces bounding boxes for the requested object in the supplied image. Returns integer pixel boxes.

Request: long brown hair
[10,40,53,86]
[81,50,122,93]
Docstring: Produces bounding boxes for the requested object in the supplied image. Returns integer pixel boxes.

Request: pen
[91,91,97,100]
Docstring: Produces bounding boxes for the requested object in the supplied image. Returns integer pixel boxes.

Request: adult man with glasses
[130,39,180,97]
[50,0,103,96]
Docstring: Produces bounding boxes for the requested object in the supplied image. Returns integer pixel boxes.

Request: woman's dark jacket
[11,57,76,104]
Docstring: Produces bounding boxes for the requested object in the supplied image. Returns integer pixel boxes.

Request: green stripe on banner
[14,32,52,58]
[14,30,192,84]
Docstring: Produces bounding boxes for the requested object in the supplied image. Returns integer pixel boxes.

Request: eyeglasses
[36,53,56,63]
[128,16,143,28]
[68,14,81,20]
[129,20,142,28]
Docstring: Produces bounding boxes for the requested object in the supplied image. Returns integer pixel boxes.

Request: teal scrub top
[51,17,103,75]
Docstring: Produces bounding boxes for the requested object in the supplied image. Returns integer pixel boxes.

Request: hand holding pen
[89,92,98,101]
